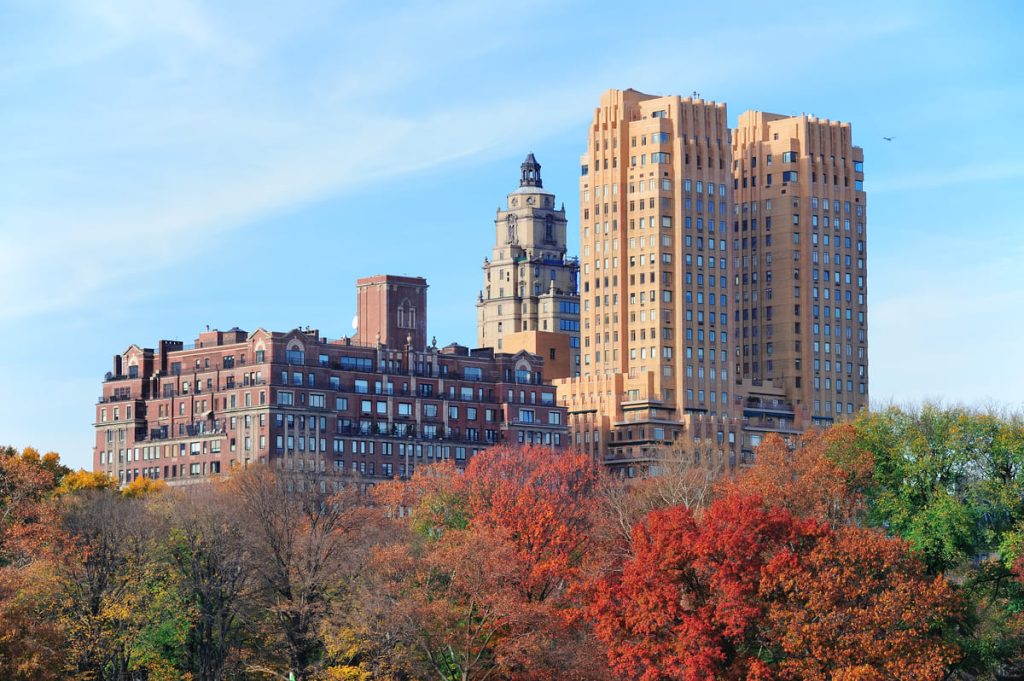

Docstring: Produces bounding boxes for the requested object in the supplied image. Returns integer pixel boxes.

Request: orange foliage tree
[760,526,961,680]
[374,524,590,680]
[0,447,62,563]
[725,425,873,525]
[0,447,67,680]
[367,445,608,680]
[464,444,599,602]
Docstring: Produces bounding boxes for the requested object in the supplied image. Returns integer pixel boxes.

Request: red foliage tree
[590,493,962,681]
[589,494,822,680]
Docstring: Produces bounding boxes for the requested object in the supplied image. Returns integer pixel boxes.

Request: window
[277,391,294,406]
[309,393,325,408]
[286,349,304,364]
[340,356,373,372]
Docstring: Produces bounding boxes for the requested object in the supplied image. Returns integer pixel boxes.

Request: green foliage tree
[855,405,1024,573]
[854,405,1024,677]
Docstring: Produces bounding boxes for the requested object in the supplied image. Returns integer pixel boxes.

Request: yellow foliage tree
[56,469,118,495]
[121,477,167,498]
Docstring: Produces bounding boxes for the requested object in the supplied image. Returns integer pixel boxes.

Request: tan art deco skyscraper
[555,89,740,471]
[731,112,868,429]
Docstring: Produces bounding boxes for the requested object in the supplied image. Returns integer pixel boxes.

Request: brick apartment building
[94,275,567,486]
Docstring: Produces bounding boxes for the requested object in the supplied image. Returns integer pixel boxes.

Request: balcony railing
[98,394,135,404]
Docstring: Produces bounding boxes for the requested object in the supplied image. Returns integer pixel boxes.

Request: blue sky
[1,0,1022,470]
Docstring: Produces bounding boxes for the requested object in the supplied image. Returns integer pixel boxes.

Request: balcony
[98,393,135,404]
[742,397,795,419]
[504,417,561,429]
[742,416,801,435]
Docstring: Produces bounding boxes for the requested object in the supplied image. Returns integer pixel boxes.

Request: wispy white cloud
[0,0,593,321]
[0,0,928,328]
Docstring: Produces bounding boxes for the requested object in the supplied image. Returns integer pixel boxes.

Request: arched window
[397,300,416,329]
[545,215,554,242]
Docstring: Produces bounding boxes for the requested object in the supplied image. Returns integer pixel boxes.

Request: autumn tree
[760,526,961,680]
[160,482,256,681]
[15,446,69,486]
[232,464,373,680]
[362,446,608,680]
[589,493,962,680]
[0,446,64,564]
[55,486,169,680]
[0,559,65,680]
[589,494,821,680]
[57,468,119,495]
[725,424,873,526]
[0,446,68,679]
[372,525,570,680]
[122,475,167,498]
[464,444,599,602]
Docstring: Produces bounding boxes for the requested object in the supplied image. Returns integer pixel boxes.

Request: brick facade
[95,277,567,486]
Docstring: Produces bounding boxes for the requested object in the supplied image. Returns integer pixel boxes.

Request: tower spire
[520,153,542,188]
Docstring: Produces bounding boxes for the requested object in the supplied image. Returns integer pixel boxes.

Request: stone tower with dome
[476,154,580,379]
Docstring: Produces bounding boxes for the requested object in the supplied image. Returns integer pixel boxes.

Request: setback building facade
[731,111,868,433]
[554,89,869,474]
[555,89,740,473]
